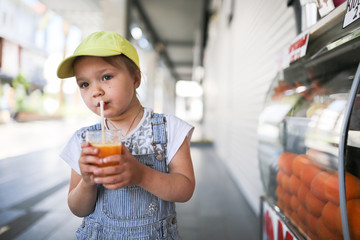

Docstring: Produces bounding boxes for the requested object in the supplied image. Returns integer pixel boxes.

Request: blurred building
[0,0,298,215]
[202,1,297,213]
[0,0,82,122]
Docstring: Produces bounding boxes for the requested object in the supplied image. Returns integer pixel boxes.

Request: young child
[57,31,195,239]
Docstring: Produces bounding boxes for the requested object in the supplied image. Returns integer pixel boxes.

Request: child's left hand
[93,143,144,189]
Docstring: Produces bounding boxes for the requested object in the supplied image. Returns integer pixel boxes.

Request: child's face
[74,56,140,118]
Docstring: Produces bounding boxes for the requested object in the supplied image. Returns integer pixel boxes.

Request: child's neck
[107,105,144,137]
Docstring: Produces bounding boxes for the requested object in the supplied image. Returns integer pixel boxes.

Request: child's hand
[93,143,144,190]
[79,142,102,185]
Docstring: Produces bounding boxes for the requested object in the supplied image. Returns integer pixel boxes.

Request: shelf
[348,130,360,148]
[309,2,346,38]
[305,137,339,156]
[289,2,360,65]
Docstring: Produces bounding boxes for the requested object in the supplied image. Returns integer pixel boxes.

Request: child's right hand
[79,142,102,185]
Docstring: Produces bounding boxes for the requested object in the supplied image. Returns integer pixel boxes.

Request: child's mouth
[97,101,109,108]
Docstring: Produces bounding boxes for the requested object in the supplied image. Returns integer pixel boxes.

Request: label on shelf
[343,0,360,28]
[287,31,309,65]
[262,198,299,240]
[317,0,336,17]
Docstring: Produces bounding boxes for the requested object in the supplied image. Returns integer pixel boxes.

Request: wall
[136,48,176,115]
[202,0,297,214]
[0,0,46,78]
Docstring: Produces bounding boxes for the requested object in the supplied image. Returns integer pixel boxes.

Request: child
[57,31,195,239]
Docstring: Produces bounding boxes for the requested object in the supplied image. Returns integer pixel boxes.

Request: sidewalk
[0,117,96,160]
[178,143,260,239]
[0,120,259,239]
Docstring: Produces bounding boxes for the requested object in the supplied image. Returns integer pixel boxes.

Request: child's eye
[103,75,113,81]
[79,82,89,88]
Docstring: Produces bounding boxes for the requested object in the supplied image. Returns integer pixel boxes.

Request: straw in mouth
[100,100,105,143]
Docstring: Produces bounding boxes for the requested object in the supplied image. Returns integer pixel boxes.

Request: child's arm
[93,137,195,202]
[139,136,195,202]
[67,142,100,217]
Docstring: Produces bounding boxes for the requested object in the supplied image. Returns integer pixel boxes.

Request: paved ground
[0,119,259,240]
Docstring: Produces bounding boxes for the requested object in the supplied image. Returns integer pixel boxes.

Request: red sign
[287,32,309,64]
[262,199,297,240]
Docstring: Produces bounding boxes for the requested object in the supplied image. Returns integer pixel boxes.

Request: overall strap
[151,113,168,170]
[88,123,102,131]
[80,123,102,141]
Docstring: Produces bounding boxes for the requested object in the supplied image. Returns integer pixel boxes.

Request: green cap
[57,31,140,79]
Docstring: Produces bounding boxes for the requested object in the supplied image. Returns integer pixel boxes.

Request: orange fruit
[290,195,300,212]
[297,183,310,205]
[297,221,307,235]
[278,199,285,210]
[281,174,292,193]
[325,174,340,204]
[306,191,325,217]
[316,218,343,240]
[300,163,322,187]
[321,201,342,235]
[278,152,297,175]
[291,211,300,226]
[290,174,301,195]
[334,206,343,235]
[346,199,360,239]
[307,212,319,234]
[311,171,332,202]
[276,186,284,200]
[325,172,360,204]
[282,191,292,209]
[277,170,285,186]
[297,203,308,224]
[292,154,311,177]
[284,206,292,218]
[306,230,321,240]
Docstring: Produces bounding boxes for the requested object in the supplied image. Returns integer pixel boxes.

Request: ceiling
[39,0,207,81]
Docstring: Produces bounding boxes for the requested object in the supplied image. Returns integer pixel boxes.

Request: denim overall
[76,113,180,240]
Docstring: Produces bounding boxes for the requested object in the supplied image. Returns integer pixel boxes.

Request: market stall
[259,2,360,239]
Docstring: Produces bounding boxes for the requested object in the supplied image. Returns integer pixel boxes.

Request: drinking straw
[100,100,105,144]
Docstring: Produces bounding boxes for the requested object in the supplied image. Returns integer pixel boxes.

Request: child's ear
[134,70,141,88]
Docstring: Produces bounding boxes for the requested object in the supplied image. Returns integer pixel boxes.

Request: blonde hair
[103,55,141,78]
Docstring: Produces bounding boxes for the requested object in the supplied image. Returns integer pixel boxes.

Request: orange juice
[85,130,122,175]
[92,143,121,167]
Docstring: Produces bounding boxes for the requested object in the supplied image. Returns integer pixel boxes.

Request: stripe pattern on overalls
[75,112,180,240]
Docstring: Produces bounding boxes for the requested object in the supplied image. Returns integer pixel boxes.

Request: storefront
[259,2,360,239]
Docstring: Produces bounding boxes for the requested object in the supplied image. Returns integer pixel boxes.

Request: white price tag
[287,31,309,64]
[343,0,360,28]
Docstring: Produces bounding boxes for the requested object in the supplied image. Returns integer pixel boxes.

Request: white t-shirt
[60,108,194,175]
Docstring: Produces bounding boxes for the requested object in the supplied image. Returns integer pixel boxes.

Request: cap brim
[56,49,122,79]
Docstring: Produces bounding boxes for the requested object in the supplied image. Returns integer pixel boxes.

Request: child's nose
[92,85,105,98]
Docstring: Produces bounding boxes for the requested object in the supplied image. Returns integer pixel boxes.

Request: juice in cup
[91,143,121,167]
[86,130,122,174]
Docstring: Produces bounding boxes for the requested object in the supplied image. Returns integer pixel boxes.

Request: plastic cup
[86,130,122,168]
